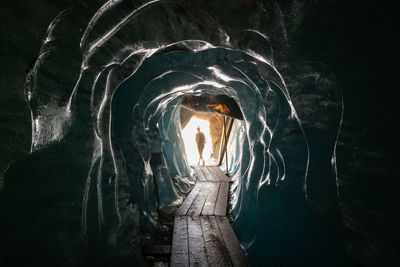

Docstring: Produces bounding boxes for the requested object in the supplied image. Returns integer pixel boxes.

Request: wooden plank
[171,216,189,267]
[206,166,218,181]
[171,253,190,267]
[187,183,212,216]
[214,182,229,216]
[216,217,250,267]
[218,117,234,166]
[200,166,214,182]
[216,166,231,182]
[201,183,221,216]
[208,166,230,182]
[177,183,203,216]
[172,163,250,266]
[200,216,232,267]
[194,166,207,182]
[188,216,208,267]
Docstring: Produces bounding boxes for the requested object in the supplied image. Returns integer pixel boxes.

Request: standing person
[195,126,206,165]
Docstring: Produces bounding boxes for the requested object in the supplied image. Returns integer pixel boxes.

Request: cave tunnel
[1,1,399,267]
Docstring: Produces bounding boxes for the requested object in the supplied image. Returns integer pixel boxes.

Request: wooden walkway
[170,166,250,267]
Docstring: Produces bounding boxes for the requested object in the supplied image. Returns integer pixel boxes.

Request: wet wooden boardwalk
[170,166,250,267]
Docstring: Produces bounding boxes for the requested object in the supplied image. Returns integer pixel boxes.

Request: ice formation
[6,0,345,265]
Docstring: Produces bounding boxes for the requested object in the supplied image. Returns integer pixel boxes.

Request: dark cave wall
[287,1,399,265]
[0,0,399,266]
[0,0,85,187]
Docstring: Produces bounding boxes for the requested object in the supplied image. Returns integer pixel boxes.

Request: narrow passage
[170,166,250,267]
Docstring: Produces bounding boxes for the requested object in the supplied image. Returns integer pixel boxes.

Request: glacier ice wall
[1,0,347,266]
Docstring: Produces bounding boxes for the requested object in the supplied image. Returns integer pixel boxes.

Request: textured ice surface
[17,0,345,265]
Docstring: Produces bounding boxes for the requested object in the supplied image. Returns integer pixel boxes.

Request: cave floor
[170,166,249,267]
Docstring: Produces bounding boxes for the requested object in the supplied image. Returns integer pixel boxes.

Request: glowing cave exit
[181,117,213,166]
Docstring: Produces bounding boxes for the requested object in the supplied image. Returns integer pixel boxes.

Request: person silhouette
[195,126,206,165]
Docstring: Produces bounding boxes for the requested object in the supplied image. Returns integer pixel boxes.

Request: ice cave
[0,0,398,266]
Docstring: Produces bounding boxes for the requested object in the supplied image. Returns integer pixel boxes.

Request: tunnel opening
[179,94,244,168]
[179,108,241,169]
[153,92,245,199]
[181,116,213,166]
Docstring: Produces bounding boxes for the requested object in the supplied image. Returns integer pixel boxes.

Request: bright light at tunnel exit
[181,117,213,165]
